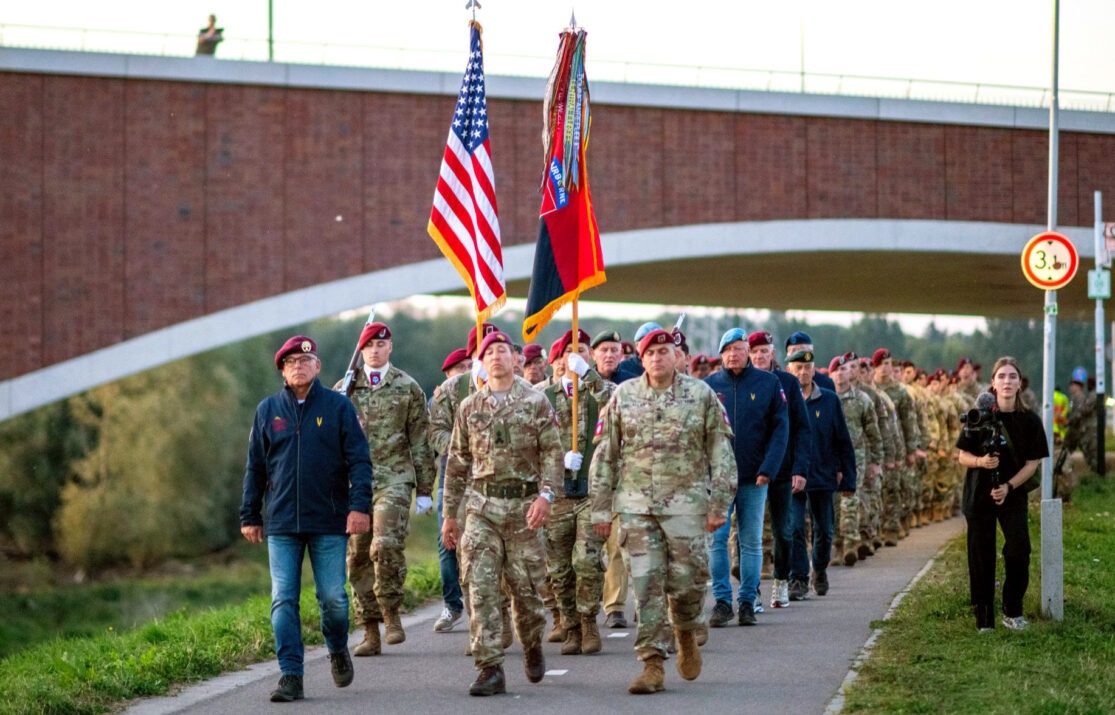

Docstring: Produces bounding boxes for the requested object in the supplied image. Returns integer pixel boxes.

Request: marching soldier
[339,322,436,655]
[855,357,901,548]
[830,354,882,565]
[441,331,564,696]
[590,328,736,695]
[542,329,616,655]
[872,349,923,539]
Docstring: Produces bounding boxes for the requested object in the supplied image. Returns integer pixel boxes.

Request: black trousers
[965,506,1031,619]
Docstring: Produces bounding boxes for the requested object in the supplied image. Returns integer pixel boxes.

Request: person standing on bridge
[590,328,735,695]
[441,331,564,696]
[240,335,372,703]
[337,322,436,656]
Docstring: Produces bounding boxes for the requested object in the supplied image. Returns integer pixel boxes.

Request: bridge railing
[2,22,1112,113]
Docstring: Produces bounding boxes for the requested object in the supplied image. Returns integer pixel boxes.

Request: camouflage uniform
[858,381,899,544]
[338,366,435,623]
[543,372,616,632]
[444,377,564,669]
[906,381,936,523]
[836,386,882,559]
[878,379,920,534]
[589,374,735,662]
[1066,387,1099,469]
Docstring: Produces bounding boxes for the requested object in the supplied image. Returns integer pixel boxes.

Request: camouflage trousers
[545,496,605,629]
[602,514,629,613]
[832,492,860,554]
[882,465,904,535]
[347,481,413,622]
[618,512,707,661]
[904,462,922,519]
[857,469,882,544]
[460,496,547,669]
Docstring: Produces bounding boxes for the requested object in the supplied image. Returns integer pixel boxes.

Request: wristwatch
[539,486,555,504]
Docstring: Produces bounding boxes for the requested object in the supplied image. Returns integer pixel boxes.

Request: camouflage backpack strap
[456,373,471,405]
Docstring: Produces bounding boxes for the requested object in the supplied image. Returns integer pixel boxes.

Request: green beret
[786,349,814,364]
[591,330,623,349]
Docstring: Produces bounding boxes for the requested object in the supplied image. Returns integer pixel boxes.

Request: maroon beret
[553,329,591,358]
[441,347,469,372]
[747,331,774,348]
[621,341,635,356]
[689,354,709,370]
[871,348,891,367]
[829,354,849,373]
[549,338,564,364]
[844,351,858,362]
[477,331,513,359]
[638,328,674,358]
[957,357,974,370]
[358,322,391,349]
[466,322,499,356]
[275,335,317,370]
[522,343,544,363]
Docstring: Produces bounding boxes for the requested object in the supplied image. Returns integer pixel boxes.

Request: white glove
[415,496,433,515]
[564,451,583,471]
[566,353,590,378]
[471,360,488,385]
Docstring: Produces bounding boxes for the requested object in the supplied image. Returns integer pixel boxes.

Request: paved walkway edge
[822,527,962,715]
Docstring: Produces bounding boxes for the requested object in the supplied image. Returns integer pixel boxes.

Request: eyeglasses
[283,355,316,367]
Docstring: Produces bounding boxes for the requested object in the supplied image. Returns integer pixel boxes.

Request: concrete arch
[0,218,1093,421]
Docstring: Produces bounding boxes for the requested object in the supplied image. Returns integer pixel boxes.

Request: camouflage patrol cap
[591,330,623,349]
[358,322,391,349]
[275,335,317,370]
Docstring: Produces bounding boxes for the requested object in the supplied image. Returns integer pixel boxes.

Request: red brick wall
[2,69,1114,381]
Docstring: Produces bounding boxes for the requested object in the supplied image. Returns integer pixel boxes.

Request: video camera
[961,392,1006,485]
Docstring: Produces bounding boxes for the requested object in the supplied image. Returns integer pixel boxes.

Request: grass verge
[842,474,1115,714]
[0,515,444,715]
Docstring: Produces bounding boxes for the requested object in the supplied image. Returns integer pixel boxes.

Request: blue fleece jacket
[772,367,813,482]
[241,379,373,535]
[705,366,789,487]
[802,385,857,492]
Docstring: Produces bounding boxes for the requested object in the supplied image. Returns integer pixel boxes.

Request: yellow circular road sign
[1021,231,1078,290]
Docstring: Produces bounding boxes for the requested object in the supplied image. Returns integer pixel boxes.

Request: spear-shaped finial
[569,9,577,28]
[465,0,481,20]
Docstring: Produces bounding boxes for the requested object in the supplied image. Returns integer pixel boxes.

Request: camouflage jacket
[879,380,920,457]
[334,366,436,496]
[428,372,477,457]
[443,377,564,516]
[589,373,736,522]
[859,382,900,465]
[542,370,617,499]
[838,386,883,470]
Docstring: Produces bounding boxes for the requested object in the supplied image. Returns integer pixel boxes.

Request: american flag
[427,21,505,322]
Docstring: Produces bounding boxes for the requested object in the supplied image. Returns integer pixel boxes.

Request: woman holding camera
[956,357,1048,632]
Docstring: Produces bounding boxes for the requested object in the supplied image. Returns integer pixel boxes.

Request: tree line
[0,305,1101,580]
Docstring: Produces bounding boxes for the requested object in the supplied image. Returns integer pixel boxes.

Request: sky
[6,1,1112,334]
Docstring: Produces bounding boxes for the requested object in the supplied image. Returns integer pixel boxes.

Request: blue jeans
[709,482,768,606]
[790,490,835,581]
[268,533,350,676]
[436,480,464,613]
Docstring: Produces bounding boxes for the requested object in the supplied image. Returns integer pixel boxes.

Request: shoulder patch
[272,416,288,432]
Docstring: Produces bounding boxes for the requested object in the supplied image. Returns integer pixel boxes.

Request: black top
[956,408,1048,515]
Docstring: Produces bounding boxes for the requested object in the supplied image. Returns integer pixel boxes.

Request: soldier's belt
[476,481,539,499]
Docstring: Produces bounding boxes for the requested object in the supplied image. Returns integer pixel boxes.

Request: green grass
[0,514,444,714]
[842,474,1115,715]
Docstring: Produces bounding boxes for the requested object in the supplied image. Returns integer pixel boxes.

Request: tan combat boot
[353,621,381,656]
[628,654,666,694]
[546,608,564,643]
[675,628,701,680]
[560,623,582,655]
[382,607,405,645]
[580,615,601,654]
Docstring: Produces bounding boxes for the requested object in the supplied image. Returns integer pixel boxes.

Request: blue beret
[785,331,813,348]
[718,328,747,354]
[634,321,663,342]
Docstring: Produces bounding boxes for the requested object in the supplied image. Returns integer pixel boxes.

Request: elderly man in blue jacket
[704,328,789,627]
[783,349,856,599]
[241,335,374,703]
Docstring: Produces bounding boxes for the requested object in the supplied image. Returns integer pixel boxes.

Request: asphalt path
[127,516,964,715]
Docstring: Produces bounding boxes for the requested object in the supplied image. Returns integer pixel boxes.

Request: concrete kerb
[124,603,446,715]
[822,533,959,714]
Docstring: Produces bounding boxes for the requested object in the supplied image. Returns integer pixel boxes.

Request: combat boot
[674,628,701,680]
[580,615,602,654]
[546,608,563,643]
[523,643,546,683]
[353,621,381,656]
[560,624,582,655]
[469,665,506,696]
[383,607,405,645]
[628,654,666,694]
[883,530,900,547]
[857,541,874,559]
[843,549,858,567]
[502,606,514,649]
